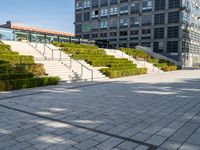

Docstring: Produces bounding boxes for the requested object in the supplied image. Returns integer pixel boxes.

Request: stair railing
[107,49,161,73]
[29,42,94,81]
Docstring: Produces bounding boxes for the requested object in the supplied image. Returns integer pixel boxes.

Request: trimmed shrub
[0,55,34,64]
[0,77,59,91]
[161,65,177,71]
[0,73,34,80]
[121,48,179,72]
[0,44,11,51]
[15,64,46,76]
[0,60,10,64]
[0,64,15,73]
[100,68,147,78]
[148,58,159,64]
[121,48,150,60]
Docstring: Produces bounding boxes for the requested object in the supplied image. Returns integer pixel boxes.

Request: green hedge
[0,50,19,55]
[0,77,59,91]
[0,55,34,64]
[54,42,98,49]
[121,48,179,72]
[0,60,10,64]
[0,64,15,73]
[15,64,46,76]
[0,73,34,80]
[0,44,11,51]
[100,68,147,78]
[121,48,150,60]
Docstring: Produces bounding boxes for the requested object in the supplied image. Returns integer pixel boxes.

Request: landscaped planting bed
[54,42,147,78]
[121,48,178,71]
[0,42,59,91]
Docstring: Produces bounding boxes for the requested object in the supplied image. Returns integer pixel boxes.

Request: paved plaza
[0,70,200,150]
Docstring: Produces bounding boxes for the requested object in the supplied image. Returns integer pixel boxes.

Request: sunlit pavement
[0,70,200,150]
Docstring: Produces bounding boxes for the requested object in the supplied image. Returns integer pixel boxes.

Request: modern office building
[75,0,200,67]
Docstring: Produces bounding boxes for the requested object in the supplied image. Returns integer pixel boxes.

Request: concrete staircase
[41,43,108,81]
[104,49,163,74]
[2,41,108,82]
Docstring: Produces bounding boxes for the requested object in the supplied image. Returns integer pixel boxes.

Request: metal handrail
[29,42,94,81]
[44,43,94,81]
[108,49,160,73]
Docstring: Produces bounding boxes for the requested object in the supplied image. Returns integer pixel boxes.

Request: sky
[0,0,75,33]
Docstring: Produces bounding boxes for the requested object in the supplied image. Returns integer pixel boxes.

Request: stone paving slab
[0,70,200,149]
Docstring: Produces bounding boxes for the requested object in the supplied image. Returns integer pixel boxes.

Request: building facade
[0,21,95,45]
[75,0,200,67]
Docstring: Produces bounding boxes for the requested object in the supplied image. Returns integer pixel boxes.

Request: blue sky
[0,0,75,33]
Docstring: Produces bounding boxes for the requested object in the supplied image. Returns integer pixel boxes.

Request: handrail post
[81,65,83,77]
[91,70,94,82]
[70,58,72,69]
[59,50,62,61]
[43,44,45,55]
[52,50,53,60]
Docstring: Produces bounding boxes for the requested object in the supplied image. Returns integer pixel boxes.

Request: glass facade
[0,27,94,45]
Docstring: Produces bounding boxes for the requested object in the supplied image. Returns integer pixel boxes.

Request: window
[142,15,152,26]
[142,0,152,12]
[76,14,82,22]
[83,0,91,8]
[142,29,151,34]
[83,34,90,39]
[154,13,165,25]
[109,19,118,29]
[100,9,108,17]
[130,30,139,35]
[119,31,128,36]
[76,1,83,10]
[130,3,140,14]
[153,42,164,52]
[101,0,108,6]
[110,0,118,5]
[130,43,138,48]
[141,42,151,47]
[168,11,179,23]
[167,41,178,52]
[120,5,129,14]
[167,26,179,38]
[100,21,108,29]
[83,12,90,21]
[119,43,128,48]
[92,21,99,30]
[120,0,128,3]
[154,28,164,39]
[92,0,99,8]
[92,33,98,38]
[110,7,118,16]
[168,0,180,9]
[100,33,107,37]
[119,18,129,28]
[76,24,82,33]
[130,16,140,27]
[91,10,99,18]
[155,0,165,10]
[110,32,117,37]
[141,29,151,39]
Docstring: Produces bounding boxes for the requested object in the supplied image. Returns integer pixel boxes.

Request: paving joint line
[0,104,158,150]
[0,81,111,101]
